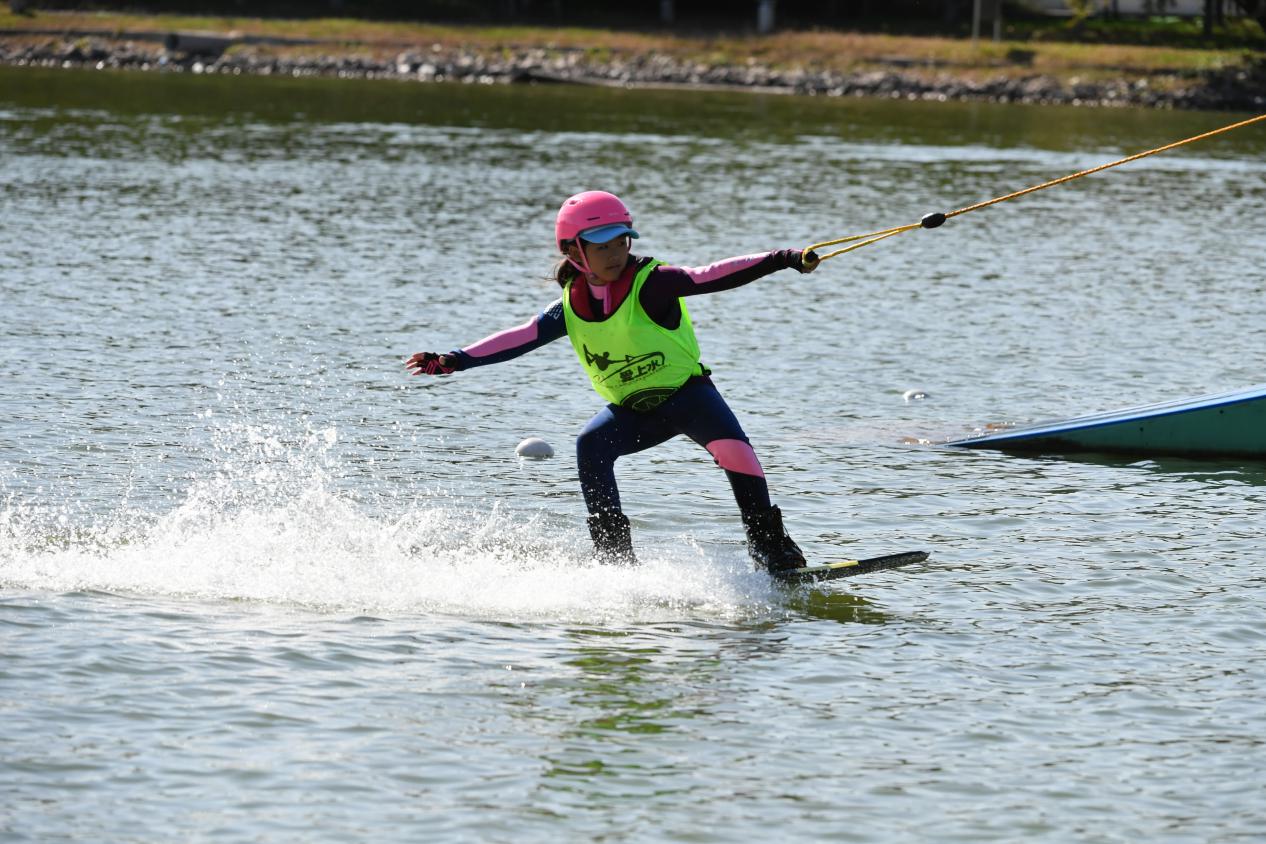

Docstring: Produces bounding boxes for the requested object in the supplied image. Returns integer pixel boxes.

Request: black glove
[405,351,462,376]
[793,249,820,273]
[778,248,819,273]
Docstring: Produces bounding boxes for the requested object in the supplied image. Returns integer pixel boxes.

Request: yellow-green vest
[563,259,705,412]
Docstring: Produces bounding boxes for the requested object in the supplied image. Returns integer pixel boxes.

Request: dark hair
[553,259,578,288]
[553,243,579,288]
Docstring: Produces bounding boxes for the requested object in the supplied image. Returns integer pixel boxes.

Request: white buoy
[515,437,554,459]
[903,389,930,402]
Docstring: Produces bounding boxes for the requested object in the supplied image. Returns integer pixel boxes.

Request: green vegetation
[1005,13,1265,49]
[1,7,1260,82]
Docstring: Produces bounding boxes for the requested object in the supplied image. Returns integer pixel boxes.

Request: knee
[707,438,764,477]
[576,428,611,466]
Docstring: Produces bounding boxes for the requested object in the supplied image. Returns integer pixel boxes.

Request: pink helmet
[555,191,640,252]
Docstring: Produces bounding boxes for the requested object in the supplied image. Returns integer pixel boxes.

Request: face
[567,235,631,285]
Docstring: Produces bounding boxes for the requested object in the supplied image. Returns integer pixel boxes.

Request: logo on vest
[583,344,666,385]
[625,387,676,413]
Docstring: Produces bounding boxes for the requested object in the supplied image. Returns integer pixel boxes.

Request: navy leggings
[575,377,772,518]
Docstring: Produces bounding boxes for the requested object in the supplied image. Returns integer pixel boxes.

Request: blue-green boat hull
[947,383,1266,458]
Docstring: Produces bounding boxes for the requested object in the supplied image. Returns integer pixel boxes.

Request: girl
[407,191,818,573]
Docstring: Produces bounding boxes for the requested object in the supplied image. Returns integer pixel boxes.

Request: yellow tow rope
[804,112,1266,266]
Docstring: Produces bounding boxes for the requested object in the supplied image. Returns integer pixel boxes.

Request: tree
[1065,0,1095,23]
[1231,0,1266,32]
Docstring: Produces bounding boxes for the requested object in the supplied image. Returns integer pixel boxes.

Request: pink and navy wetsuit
[448,250,804,518]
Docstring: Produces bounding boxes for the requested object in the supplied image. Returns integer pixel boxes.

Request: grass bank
[3,9,1264,110]
[2,9,1257,77]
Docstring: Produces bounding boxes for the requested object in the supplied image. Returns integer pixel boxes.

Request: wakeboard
[773,551,929,584]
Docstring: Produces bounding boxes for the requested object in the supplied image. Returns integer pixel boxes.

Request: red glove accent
[406,352,458,376]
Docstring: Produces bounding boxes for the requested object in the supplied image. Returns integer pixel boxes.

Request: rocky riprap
[4,35,1264,112]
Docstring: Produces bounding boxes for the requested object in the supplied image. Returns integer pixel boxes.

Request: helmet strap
[565,240,596,279]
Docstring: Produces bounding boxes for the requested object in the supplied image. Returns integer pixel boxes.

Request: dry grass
[0,9,1250,76]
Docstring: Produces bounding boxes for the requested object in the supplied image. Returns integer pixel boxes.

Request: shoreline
[4,28,1265,111]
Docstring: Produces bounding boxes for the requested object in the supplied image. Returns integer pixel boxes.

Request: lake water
[2,66,1265,842]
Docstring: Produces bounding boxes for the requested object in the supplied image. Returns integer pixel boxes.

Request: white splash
[0,422,780,621]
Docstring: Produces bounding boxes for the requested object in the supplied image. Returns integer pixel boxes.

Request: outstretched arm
[649,249,818,299]
[405,300,566,377]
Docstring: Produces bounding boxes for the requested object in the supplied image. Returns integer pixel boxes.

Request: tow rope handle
[803,112,1266,268]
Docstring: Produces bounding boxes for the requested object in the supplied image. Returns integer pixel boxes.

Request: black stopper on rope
[920,212,946,229]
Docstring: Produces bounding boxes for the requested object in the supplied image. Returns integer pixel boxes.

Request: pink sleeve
[680,253,772,285]
[461,318,539,358]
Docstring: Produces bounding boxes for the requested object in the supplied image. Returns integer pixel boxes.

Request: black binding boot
[742,505,806,573]
[586,510,637,565]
